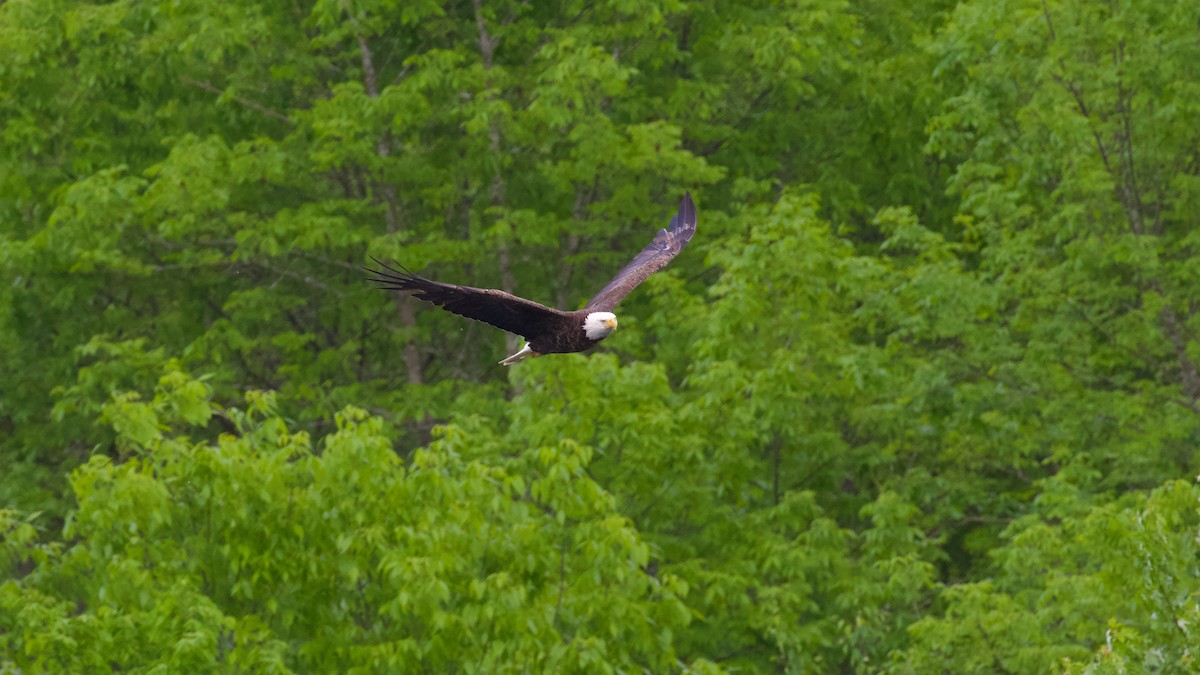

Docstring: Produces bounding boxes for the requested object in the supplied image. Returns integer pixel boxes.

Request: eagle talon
[499,343,537,366]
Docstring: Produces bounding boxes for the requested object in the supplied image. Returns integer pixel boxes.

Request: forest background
[3,0,1200,672]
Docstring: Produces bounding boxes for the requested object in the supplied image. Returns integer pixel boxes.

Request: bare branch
[181,77,293,125]
[1158,302,1200,402]
[357,32,380,97]
[344,8,424,385]
[473,0,519,358]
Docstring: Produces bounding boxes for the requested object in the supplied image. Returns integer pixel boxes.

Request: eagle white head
[583,311,618,341]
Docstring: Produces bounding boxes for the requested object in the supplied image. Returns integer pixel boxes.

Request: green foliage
[900,479,1200,673]
[3,389,692,672]
[3,0,1200,671]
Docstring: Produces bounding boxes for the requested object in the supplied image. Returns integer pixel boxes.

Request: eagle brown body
[366,193,698,364]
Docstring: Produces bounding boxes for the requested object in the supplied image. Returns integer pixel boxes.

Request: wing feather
[584,192,697,311]
[365,259,565,340]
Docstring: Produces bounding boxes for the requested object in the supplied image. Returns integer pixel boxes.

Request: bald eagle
[366,193,697,365]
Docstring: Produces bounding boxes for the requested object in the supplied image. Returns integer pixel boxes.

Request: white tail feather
[499,343,534,366]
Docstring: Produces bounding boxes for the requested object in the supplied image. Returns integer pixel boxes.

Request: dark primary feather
[584,192,698,312]
[364,258,566,339]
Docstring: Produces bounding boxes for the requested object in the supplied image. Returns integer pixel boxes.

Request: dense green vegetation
[3,0,1200,671]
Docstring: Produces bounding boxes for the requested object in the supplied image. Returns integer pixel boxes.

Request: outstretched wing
[584,192,697,312]
[365,259,565,340]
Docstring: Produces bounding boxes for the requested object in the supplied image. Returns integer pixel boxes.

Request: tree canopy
[3,0,1200,672]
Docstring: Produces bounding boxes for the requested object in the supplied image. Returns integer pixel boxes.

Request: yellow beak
[605,317,618,330]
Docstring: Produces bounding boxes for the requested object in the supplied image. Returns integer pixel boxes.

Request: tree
[5,0,1200,671]
[3,376,698,672]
